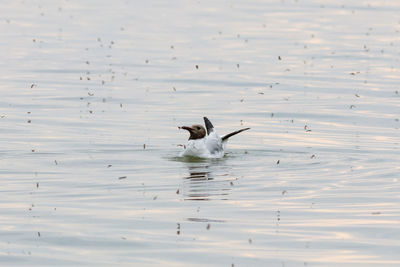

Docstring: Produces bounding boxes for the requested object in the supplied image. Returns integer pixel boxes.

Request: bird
[179,117,250,158]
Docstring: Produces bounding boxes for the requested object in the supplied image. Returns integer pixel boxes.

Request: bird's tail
[221,128,250,141]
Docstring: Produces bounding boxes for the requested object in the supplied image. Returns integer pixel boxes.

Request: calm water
[1,0,399,266]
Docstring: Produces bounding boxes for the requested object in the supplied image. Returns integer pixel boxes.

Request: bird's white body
[180,131,226,158]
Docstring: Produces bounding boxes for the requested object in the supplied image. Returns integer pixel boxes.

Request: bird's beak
[179,126,194,132]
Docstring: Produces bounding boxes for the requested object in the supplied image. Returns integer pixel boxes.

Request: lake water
[1,0,399,266]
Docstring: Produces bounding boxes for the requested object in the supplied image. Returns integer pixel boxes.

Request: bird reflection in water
[182,164,232,201]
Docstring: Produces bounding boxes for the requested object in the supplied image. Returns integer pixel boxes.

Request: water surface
[0,0,399,266]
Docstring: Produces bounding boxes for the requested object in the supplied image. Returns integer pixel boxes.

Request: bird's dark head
[180,124,206,140]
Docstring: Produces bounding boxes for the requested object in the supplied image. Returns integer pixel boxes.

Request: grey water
[0,0,399,266]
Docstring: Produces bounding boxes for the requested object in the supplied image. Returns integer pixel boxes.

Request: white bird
[179,117,250,158]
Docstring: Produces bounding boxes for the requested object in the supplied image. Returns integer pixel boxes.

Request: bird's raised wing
[203,117,214,135]
[221,128,250,141]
